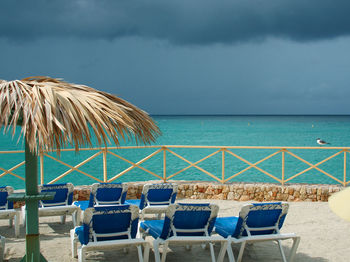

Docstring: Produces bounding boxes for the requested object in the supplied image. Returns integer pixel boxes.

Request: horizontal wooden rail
[0,145,349,186]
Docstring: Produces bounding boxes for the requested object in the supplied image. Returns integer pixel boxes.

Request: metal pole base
[20,253,48,262]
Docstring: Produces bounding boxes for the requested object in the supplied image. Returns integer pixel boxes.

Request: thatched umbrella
[0,76,160,261]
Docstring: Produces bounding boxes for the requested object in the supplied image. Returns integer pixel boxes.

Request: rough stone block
[240,195,250,201]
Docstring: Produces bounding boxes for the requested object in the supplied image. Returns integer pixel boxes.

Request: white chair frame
[21,183,80,227]
[0,186,20,237]
[0,209,20,238]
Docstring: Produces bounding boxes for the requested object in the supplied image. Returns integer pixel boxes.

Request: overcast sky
[1,0,350,115]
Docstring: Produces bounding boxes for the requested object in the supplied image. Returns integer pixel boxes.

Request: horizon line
[150,114,350,117]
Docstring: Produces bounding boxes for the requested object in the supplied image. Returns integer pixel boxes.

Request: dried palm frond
[0,76,160,154]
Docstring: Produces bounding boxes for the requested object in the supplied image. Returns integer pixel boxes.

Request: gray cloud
[1,35,350,115]
[1,0,350,45]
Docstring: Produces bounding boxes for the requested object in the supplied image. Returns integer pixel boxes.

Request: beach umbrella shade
[328,186,350,222]
[0,76,160,261]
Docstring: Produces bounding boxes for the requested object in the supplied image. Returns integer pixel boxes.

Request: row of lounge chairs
[0,183,300,262]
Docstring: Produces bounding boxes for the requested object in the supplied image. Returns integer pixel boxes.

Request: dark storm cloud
[1,0,350,45]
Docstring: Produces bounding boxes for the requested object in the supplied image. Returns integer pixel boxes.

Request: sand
[1,200,349,262]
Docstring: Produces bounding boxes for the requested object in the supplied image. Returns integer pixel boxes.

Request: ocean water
[1,115,350,189]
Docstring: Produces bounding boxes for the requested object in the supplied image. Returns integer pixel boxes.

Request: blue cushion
[93,205,137,240]
[79,205,139,244]
[249,202,286,230]
[143,203,216,240]
[173,210,211,232]
[96,188,122,202]
[173,203,216,237]
[75,225,89,245]
[127,189,175,210]
[125,199,141,208]
[140,220,165,239]
[41,183,73,205]
[0,187,11,209]
[74,200,90,211]
[244,206,282,236]
[0,187,8,208]
[93,212,132,241]
[147,189,173,203]
[215,216,239,238]
[90,183,127,205]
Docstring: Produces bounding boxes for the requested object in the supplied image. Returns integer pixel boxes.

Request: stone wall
[73,181,342,202]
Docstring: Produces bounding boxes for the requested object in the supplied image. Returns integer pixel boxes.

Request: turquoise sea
[1,115,350,189]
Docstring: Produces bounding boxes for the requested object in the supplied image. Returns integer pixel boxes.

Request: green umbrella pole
[23,140,47,262]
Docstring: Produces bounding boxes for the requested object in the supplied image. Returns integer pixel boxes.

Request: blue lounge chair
[0,186,20,237]
[73,183,128,225]
[214,202,300,262]
[22,183,80,226]
[126,183,177,219]
[89,182,128,206]
[70,204,150,262]
[140,203,227,262]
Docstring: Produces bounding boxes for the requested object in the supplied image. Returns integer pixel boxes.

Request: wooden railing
[0,145,349,186]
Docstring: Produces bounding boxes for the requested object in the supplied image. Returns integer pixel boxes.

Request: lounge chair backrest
[139,183,178,210]
[233,202,288,238]
[79,204,139,245]
[0,186,14,210]
[159,203,219,240]
[89,183,128,206]
[38,183,74,207]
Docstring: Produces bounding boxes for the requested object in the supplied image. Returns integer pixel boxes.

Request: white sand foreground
[1,200,349,261]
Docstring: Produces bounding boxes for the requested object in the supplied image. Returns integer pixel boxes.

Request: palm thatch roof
[0,76,160,153]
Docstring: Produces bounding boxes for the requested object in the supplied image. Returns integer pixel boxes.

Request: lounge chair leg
[277,240,287,262]
[72,212,76,227]
[143,243,150,262]
[9,218,13,228]
[78,246,85,262]
[161,242,169,262]
[153,240,161,262]
[237,241,246,262]
[70,229,78,258]
[226,241,236,262]
[21,206,26,226]
[217,241,228,262]
[136,245,143,262]
[124,247,129,254]
[14,214,20,238]
[288,237,300,262]
[209,243,216,262]
[185,244,192,251]
[60,214,66,224]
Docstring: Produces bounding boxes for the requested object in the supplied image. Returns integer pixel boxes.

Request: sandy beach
[1,199,349,262]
